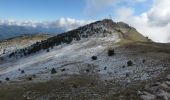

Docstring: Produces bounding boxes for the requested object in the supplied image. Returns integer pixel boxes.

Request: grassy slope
[0,34,51,56]
[0,34,50,45]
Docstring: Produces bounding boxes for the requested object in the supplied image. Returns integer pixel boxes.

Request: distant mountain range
[0,24,65,40]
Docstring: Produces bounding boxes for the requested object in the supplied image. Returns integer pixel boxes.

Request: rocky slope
[138,74,170,100]
[0,19,169,100]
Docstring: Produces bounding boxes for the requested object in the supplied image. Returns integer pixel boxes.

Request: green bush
[61,68,66,72]
[27,77,32,81]
[21,70,25,74]
[51,68,57,74]
[142,59,146,63]
[86,69,90,72]
[127,60,133,66]
[108,49,115,56]
[46,49,50,52]
[91,56,97,60]
[5,78,9,81]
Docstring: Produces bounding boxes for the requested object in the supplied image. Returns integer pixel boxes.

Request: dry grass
[0,34,50,46]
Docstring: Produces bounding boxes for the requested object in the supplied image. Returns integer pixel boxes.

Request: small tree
[104,67,107,70]
[108,48,115,56]
[126,73,129,77]
[61,68,66,72]
[122,65,125,68]
[127,60,133,66]
[27,77,32,81]
[21,70,25,74]
[86,69,90,72]
[146,36,152,42]
[90,82,94,86]
[32,74,36,78]
[91,56,97,60]
[72,84,78,88]
[46,49,50,52]
[51,68,57,74]
[5,77,9,81]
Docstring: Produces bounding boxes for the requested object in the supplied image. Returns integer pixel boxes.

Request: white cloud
[147,0,170,26]
[0,17,91,31]
[115,0,170,43]
[0,17,93,40]
[55,17,92,31]
[115,7,134,20]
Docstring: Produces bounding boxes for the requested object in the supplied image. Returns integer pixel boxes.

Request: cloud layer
[115,0,170,43]
[0,17,91,40]
[0,17,91,31]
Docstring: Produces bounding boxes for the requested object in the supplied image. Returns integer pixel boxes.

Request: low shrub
[51,68,57,74]
[5,77,9,81]
[46,49,50,52]
[27,77,32,81]
[142,59,146,63]
[108,48,115,56]
[72,84,78,88]
[61,68,66,72]
[126,73,129,77]
[104,67,107,70]
[21,70,25,74]
[127,60,133,66]
[122,65,126,68]
[86,69,90,72]
[91,56,97,60]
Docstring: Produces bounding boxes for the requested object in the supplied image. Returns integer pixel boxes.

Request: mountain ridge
[0,24,64,40]
[0,19,150,42]
[0,19,170,100]
[0,19,151,59]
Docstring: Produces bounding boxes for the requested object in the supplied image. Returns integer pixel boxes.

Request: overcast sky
[0,0,170,43]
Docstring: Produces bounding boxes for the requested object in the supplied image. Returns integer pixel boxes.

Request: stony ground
[138,74,170,100]
[0,42,169,100]
[0,72,170,100]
